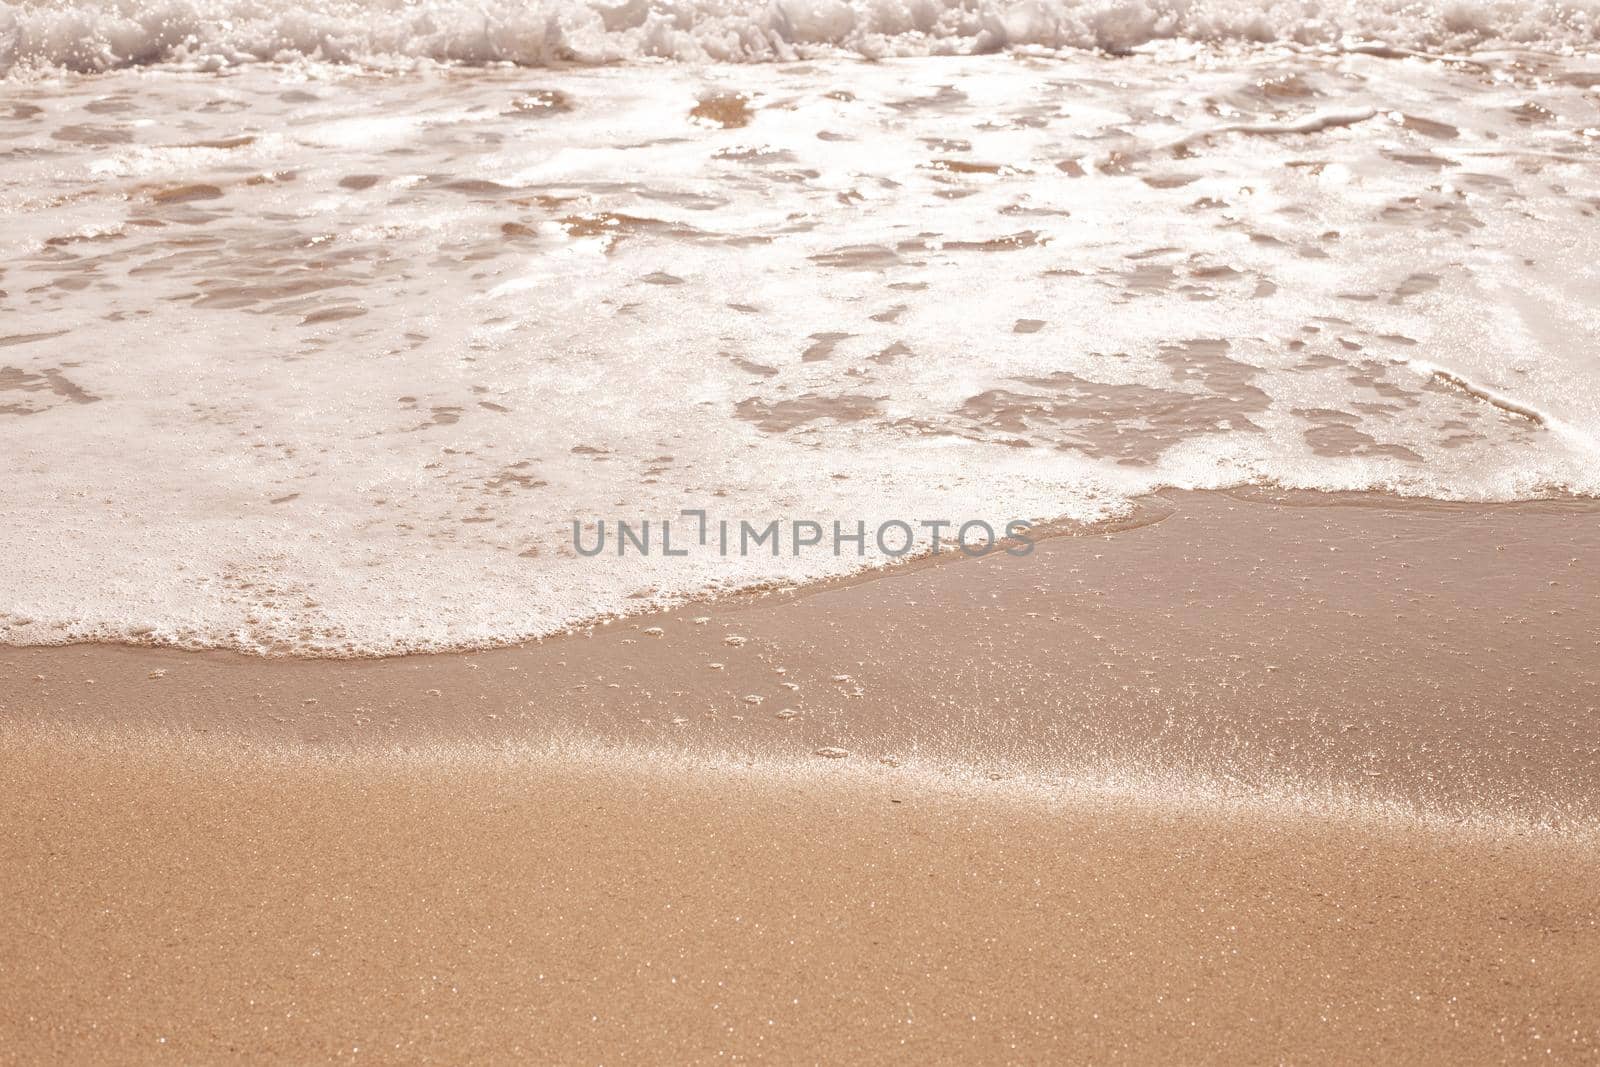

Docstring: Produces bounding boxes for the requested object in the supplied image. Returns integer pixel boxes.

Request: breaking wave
[2,0,1599,76]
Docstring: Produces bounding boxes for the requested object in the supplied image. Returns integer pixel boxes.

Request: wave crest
[2,0,1598,76]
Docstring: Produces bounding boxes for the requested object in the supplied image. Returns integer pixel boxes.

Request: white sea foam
[2,0,1600,78]
[1,50,1598,654]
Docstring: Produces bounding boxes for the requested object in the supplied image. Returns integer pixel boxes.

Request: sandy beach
[6,7,1600,1060]
[4,491,1598,1062]
[4,736,1597,1064]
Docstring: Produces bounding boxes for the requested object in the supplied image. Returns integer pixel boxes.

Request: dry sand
[2,490,1598,1063]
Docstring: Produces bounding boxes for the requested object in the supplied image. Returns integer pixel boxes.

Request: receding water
[2,33,1599,653]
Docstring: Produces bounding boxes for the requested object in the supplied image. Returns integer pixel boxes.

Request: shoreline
[5,489,1598,829]
[4,488,1599,1062]
[2,486,1590,663]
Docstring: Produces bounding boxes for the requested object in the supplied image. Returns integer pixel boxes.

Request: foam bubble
[2,51,1599,655]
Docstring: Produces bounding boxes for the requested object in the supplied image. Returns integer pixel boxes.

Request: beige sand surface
[2,490,1598,1063]
[2,735,1598,1065]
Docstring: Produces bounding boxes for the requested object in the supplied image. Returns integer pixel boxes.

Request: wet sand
[3,490,1599,1062]
[6,490,1598,824]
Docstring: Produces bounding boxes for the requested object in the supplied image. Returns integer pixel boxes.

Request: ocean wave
[2,0,1599,76]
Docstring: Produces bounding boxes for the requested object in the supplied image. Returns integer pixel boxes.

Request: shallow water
[2,46,1599,653]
